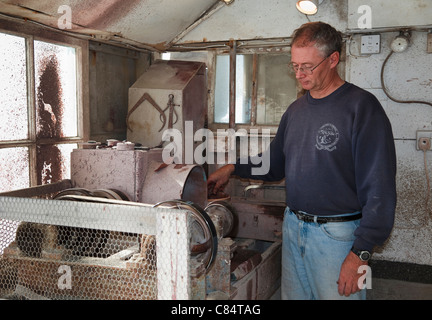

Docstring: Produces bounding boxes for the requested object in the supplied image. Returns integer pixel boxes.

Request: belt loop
[313,215,318,223]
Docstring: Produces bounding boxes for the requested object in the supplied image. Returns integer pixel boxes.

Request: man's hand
[207,164,235,196]
[337,251,368,297]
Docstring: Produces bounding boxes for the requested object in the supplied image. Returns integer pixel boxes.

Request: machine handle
[243,184,285,197]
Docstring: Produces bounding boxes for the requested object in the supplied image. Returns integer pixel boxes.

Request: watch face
[360,251,371,261]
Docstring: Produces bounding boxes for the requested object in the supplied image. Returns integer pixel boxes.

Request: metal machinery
[0,60,283,300]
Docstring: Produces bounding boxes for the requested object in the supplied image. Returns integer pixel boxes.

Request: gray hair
[291,22,342,57]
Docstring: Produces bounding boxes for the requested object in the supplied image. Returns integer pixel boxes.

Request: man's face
[290,44,332,93]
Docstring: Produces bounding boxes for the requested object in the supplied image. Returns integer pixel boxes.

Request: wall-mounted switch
[360,34,381,54]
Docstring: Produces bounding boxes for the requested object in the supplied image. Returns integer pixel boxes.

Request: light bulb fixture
[220,0,234,5]
[296,0,324,15]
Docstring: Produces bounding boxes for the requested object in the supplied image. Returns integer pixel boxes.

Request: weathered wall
[347,31,432,265]
[89,42,151,143]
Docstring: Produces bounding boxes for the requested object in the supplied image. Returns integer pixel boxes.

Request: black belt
[291,209,362,224]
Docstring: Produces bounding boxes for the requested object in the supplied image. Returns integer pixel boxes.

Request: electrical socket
[416,130,432,151]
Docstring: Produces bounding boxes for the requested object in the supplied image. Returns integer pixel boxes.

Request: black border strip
[370,260,432,284]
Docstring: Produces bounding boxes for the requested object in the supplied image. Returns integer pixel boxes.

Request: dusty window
[214,53,297,126]
[0,31,81,192]
[214,54,253,124]
[34,40,78,139]
[0,33,28,141]
[0,147,30,192]
[256,54,297,125]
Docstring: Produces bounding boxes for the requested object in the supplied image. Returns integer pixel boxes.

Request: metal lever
[243,184,285,197]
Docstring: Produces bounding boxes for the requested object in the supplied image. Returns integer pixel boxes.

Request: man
[207,22,397,300]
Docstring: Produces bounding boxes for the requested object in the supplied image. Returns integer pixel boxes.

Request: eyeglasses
[290,54,331,75]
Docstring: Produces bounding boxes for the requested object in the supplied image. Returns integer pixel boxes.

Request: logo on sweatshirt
[315,123,339,152]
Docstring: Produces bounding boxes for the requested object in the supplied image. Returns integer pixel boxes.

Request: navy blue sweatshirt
[233,82,397,251]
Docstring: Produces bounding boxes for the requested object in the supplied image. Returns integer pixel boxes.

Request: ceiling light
[221,0,234,5]
[296,0,324,15]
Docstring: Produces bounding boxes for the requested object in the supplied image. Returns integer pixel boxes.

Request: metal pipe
[166,1,225,49]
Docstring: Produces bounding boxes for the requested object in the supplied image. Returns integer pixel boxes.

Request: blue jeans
[281,208,367,300]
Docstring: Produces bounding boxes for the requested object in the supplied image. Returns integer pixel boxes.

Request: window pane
[214,55,252,124]
[256,54,297,125]
[0,33,28,141]
[34,40,77,139]
[0,147,30,192]
[236,55,252,124]
[36,143,76,185]
[214,55,229,123]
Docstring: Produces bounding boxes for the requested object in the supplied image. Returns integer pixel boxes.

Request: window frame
[208,47,299,136]
[0,17,89,188]
[208,43,345,136]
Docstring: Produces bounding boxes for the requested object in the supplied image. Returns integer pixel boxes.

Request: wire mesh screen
[0,196,192,300]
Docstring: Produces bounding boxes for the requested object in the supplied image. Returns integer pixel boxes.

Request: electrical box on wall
[360,35,381,54]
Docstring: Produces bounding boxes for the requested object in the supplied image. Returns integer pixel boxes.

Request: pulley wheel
[153,199,218,271]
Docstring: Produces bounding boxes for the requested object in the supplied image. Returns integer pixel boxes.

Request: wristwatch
[351,247,371,261]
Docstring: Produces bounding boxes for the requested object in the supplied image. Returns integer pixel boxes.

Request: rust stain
[72,0,142,30]
[256,204,285,217]
[153,41,169,52]
[36,54,64,139]
[36,53,64,185]
[154,163,168,172]
[420,79,432,87]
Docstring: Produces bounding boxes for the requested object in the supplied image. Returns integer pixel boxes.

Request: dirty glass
[214,53,296,125]
[214,55,229,123]
[36,143,76,185]
[0,147,30,192]
[0,33,28,141]
[34,40,77,139]
[214,55,253,124]
[256,54,297,125]
[0,32,79,191]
